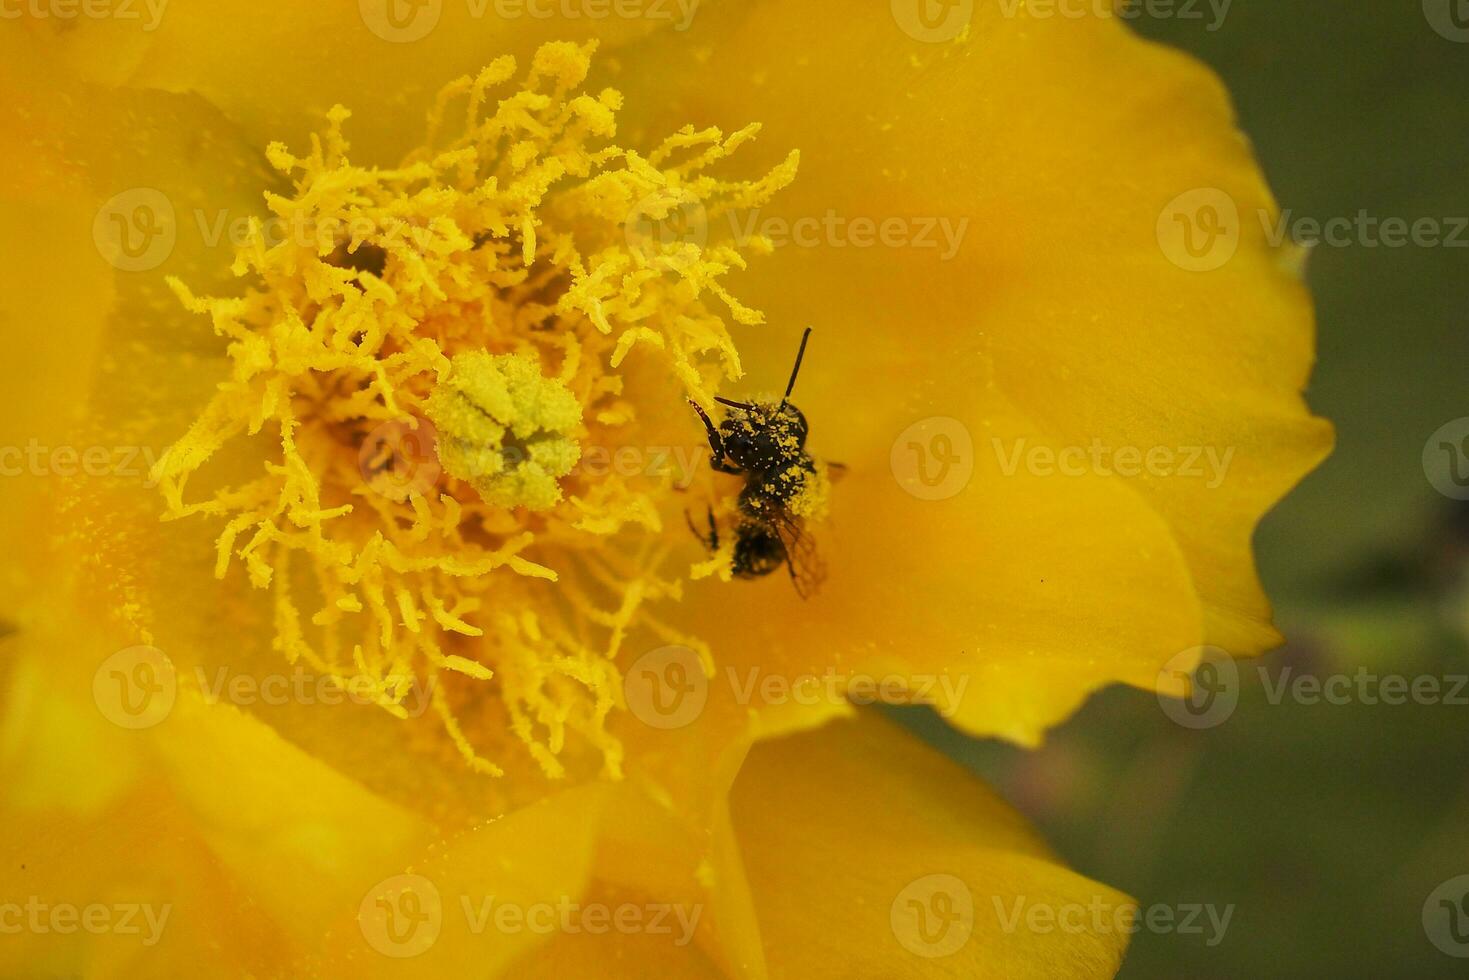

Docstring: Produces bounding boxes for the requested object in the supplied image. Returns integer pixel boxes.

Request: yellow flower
[0,3,1329,978]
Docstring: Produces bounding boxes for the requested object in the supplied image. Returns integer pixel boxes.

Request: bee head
[719,399,808,471]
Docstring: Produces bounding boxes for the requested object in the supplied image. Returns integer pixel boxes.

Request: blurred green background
[903,4,1469,977]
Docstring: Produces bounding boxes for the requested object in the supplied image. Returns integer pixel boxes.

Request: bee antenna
[781,327,813,404]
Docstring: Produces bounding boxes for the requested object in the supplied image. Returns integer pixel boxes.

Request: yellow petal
[150,691,434,948]
[731,711,1131,978]
[312,783,611,977]
[609,1,1331,739]
[0,634,430,975]
[6,1,670,162]
[1,630,643,975]
[0,55,278,621]
[0,789,292,977]
[485,711,1128,978]
[502,921,728,979]
[0,55,111,597]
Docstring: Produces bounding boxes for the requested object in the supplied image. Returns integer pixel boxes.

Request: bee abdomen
[730,522,786,579]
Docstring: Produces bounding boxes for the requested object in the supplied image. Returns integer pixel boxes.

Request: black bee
[688,327,830,598]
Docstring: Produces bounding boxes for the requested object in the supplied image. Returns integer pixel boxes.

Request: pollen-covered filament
[151,41,798,779]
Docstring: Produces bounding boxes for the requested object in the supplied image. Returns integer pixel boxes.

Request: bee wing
[770,511,826,599]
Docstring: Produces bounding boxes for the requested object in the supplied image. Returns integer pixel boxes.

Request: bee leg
[684,508,707,547]
[688,400,723,452]
[688,399,742,474]
[684,507,719,551]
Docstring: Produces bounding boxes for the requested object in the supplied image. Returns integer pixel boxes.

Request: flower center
[152,41,798,779]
